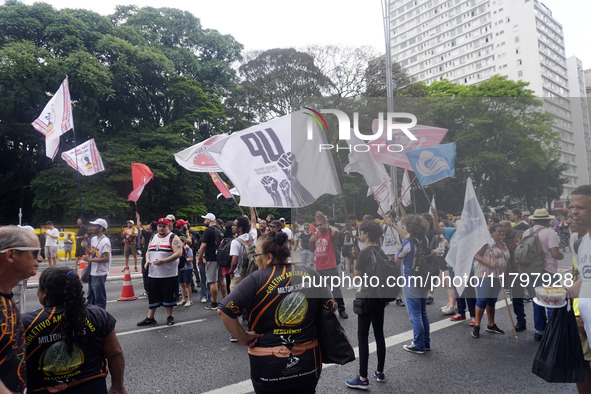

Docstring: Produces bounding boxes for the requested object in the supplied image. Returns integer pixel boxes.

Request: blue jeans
[87,275,107,309]
[199,263,211,300]
[404,286,430,350]
[300,249,314,267]
[512,279,552,334]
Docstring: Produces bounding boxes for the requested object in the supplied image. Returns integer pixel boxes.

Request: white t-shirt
[282,227,292,239]
[230,229,258,278]
[382,225,402,255]
[89,234,112,276]
[45,228,59,247]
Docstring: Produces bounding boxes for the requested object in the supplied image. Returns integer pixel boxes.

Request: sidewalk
[27,256,142,288]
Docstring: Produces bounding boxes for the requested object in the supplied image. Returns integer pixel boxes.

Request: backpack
[514,227,545,275]
[216,237,233,268]
[410,237,438,282]
[237,234,258,277]
[213,226,223,249]
[370,247,401,301]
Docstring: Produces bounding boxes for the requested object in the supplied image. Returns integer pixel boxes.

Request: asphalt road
[21,251,578,393]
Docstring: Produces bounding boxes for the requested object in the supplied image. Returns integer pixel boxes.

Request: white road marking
[204,300,511,394]
[117,319,206,336]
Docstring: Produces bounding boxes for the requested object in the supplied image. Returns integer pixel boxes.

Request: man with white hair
[0,225,42,392]
[83,218,112,310]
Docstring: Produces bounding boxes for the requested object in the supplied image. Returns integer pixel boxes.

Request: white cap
[279,218,286,221]
[90,218,108,230]
[201,213,216,221]
[166,214,176,222]
[127,220,134,224]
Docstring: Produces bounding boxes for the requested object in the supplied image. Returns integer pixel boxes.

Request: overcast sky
[14,0,591,69]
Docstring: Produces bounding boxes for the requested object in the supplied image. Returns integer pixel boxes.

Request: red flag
[209,172,232,200]
[127,163,153,202]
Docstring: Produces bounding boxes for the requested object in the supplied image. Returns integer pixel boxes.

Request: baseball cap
[270,220,281,228]
[279,218,286,221]
[166,214,176,222]
[127,220,134,225]
[90,218,108,230]
[157,218,170,226]
[176,219,188,228]
[201,213,216,221]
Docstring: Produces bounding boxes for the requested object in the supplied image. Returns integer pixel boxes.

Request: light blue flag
[405,143,456,186]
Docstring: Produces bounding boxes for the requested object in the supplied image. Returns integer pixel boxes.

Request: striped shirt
[474,242,510,278]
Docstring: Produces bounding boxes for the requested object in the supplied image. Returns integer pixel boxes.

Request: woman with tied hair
[218,231,334,393]
[22,266,126,394]
[346,220,389,390]
[471,223,509,338]
[395,214,432,354]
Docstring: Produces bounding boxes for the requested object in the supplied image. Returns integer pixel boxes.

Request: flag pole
[231,195,246,217]
[68,75,83,220]
[497,267,519,342]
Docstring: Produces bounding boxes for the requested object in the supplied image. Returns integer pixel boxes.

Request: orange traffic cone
[117,267,138,301]
[79,260,87,270]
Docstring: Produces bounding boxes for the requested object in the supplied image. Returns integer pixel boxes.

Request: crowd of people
[4,187,591,393]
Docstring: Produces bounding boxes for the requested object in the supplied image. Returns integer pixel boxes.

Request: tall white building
[389,0,590,198]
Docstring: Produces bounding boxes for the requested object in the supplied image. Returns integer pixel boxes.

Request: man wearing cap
[197,213,226,310]
[0,225,42,393]
[122,219,139,272]
[44,221,59,267]
[138,217,183,326]
[513,208,563,340]
[269,220,282,234]
[83,219,112,310]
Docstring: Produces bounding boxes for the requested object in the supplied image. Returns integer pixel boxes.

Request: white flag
[445,178,492,296]
[174,134,228,172]
[345,133,394,216]
[60,139,105,176]
[31,77,74,160]
[431,195,436,211]
[401,170,412,207]
[208,111,341,208]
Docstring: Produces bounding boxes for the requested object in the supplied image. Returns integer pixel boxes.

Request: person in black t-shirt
[74,218,88,271]
[218,231,334,394]
[198,213,225,310]
[22,266,126,393]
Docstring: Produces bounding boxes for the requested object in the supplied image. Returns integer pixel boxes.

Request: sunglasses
[253,252,269,258]
[0,247,41,259]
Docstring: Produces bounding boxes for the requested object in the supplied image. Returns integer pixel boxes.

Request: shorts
[230,275,243,290]
[75,243,85,257]
[124,243,137,257]
[147,276,178,308]
[45,246,57,258]
[178,269,193,284]
[64,245,73,251]
[221,266,231,276]
[205,261,221,284]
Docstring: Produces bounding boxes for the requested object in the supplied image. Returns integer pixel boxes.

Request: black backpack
[371,247,401,301]
[216,237,233,268]
[410,237,438,283]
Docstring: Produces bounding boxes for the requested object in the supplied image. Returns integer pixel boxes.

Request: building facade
[389,0,591,199]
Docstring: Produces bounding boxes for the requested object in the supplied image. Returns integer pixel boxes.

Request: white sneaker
[441,305,457,315]
[200,297,207,303]
[184,301,193,307]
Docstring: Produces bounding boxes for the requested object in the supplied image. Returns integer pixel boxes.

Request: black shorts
[75,244,85,257]
[147,276,178,308]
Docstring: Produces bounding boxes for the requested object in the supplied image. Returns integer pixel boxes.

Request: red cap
[176,219,188,228]
[157,218,170,225]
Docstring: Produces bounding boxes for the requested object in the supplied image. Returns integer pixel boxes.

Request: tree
[238,48,332,120]
[304,45,377,99]
[364,54,412,97]
[0,2,243,225]
[423,75,563,210]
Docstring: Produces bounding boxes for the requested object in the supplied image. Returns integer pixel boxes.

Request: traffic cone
[79,260,87,270]
[117,267,138,301]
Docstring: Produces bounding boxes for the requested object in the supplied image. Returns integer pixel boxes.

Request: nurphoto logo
[303,107,418,152]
